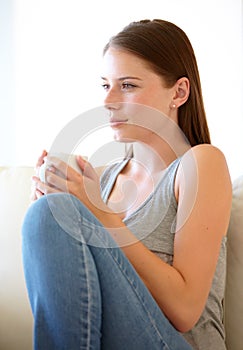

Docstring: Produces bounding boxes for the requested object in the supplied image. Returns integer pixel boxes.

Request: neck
[129,118,190,167]
[131,141,174,173]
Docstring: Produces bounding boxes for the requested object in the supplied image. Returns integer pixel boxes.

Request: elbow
[175,320,197,334]
[161,289,206,333]
[168,306,202,333]
[174,313,201,334]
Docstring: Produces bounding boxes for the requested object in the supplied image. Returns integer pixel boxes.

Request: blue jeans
[22,193,192,350]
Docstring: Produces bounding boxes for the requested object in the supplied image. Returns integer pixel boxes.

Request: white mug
[39,152,87,183]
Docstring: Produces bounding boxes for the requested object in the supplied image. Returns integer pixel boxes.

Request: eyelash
[101,83,137,91]
[101,84,109,90]
[122,83,136,89]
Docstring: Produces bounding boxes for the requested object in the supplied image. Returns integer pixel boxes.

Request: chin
[112,130,134,143]
[113,134,129,143]
[112,129,125,141]
[111,123,146,143]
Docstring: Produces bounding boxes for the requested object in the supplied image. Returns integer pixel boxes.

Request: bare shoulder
[175,144,232,205]
[182,143,229,167]
[177,144,231,182]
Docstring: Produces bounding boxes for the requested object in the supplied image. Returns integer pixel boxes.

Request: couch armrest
[0,167,34,350]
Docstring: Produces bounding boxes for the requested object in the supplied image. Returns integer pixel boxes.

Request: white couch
[0,166,242,350]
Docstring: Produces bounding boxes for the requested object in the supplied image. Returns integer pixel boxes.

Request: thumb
[77,156,97,180]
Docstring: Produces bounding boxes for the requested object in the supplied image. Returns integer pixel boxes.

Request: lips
[109,118,128,127]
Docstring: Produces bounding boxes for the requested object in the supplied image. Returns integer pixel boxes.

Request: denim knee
[22,193,116,249]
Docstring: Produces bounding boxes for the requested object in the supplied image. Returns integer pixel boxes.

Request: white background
[1,0,243,181]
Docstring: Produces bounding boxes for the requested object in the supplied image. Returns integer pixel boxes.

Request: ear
[172,77,190,107]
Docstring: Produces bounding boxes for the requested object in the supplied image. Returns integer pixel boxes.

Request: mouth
[109,118,128,127]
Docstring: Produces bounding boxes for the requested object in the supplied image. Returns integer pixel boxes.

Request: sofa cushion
[224,175,243,350]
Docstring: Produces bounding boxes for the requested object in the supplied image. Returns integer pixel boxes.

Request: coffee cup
[39,153,87,183]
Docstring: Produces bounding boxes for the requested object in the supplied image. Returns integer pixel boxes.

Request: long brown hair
[103,19,211,146]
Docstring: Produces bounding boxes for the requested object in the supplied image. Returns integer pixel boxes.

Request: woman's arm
[33,145,232,332]
[97,145,232,332]
[127,145,231,332]
[111,144,232,332]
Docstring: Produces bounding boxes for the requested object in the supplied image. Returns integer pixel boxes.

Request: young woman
[22,19,232,349]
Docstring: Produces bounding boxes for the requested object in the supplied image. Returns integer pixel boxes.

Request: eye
[122,82,136,90]
[101,83,110,90]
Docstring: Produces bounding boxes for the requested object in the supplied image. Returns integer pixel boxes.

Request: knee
[22,193,102,241]
[22,193,81,257]
[22,194,54,231]
[22,193,110,252]
[22,193,78,235]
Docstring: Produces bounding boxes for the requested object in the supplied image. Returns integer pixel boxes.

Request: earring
[170,102,176,109]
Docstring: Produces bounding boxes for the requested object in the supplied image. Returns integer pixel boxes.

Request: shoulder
[181,143,228,168]
[177,144,230,180]
[175,144,232,203]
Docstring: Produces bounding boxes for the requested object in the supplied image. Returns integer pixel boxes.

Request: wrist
[94,207,139,248]
[95,207,124,229]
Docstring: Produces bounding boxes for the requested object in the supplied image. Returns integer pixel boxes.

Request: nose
[103,87,122,111]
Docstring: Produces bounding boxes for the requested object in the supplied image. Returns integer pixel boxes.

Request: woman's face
[101,47,177,143]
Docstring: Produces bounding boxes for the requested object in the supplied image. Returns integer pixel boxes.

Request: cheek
[128,102,169,137]
[133,94,167,114]
[133,95,151,105]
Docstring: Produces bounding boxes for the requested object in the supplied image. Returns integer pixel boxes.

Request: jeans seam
[82,244,92,350]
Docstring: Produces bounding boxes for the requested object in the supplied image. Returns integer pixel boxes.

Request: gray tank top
[100,157,227,350]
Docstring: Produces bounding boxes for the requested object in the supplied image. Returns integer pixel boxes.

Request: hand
[33,155,109,216]
[31,150,48,201]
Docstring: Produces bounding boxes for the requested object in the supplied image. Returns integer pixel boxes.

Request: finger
[35,176,61,195]
[36,189,44,199]
[30,191,37,201]
[76,155,86,171]
[47,156,81,181]
[31,177,44,201]
[35,150,48,178]
[77,156,97,180]
[36,150,48,169]
[44,169,70,192]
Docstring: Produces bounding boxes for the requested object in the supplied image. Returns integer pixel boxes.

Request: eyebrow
[101,76,142,81]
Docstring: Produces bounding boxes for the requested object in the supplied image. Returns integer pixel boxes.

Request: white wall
[1,0,243,181]
[0,0,16,164]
